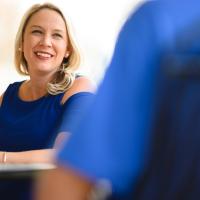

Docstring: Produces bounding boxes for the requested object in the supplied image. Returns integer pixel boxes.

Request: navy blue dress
[0,81,93,199]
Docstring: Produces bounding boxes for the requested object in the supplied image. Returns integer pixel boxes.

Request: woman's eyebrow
[30,25,65,33]
[31,25,43,29]
[53,29,64,33]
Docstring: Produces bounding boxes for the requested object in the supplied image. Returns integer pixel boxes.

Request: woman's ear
[65,51,70,58]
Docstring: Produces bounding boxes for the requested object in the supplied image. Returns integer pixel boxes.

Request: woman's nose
[39,35,52,47]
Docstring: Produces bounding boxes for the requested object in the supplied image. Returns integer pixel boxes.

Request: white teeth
[36,52,52,58]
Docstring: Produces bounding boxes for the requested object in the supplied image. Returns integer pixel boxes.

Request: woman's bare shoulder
[0,93,4,107]
[61,76,96,104]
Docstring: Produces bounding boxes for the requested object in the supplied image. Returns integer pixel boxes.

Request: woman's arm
[0,149,55,164]
[53,132,70,148]
[0,130,71,164]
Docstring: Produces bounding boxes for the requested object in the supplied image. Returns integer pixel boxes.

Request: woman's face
[22,8,68,77]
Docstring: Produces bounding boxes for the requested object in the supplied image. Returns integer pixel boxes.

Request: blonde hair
[15,3,81,95]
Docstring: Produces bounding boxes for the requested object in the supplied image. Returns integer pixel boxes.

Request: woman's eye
[32,30,42,35]
[53,33,63,39]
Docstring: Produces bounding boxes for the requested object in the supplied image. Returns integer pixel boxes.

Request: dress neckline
[16,81,48,104]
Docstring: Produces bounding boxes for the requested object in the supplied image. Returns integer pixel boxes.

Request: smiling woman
[0,2,94,200]
[15,3,81,95]
[22,9,69,80]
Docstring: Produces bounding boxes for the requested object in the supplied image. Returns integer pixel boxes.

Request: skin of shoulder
[0,93,4,107]
[61,76,96,104]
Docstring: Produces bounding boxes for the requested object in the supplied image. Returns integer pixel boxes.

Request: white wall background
[0,0,142,93]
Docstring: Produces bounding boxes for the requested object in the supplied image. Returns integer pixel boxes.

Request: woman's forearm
[0,132,70,164]
[0,149,56,164]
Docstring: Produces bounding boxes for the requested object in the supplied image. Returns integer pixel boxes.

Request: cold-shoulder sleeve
[58,92,94,133]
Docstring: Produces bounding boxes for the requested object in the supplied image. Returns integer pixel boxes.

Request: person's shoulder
[61,76,96,104]
[0,82,17,106]
[128,0,174,19]
[5,80,25,90]
[0,93,4,107]
[0,80,25,107]
[123,1,162,30]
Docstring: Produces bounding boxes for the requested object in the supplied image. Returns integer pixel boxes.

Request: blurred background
[0,0,142,93]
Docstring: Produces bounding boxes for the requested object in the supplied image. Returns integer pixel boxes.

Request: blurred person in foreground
[36,0,200,199]
[0,2,94,200]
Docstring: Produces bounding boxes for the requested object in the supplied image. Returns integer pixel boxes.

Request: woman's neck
[19,77,50,101]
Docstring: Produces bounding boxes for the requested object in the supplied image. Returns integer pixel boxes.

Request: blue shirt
[57,0,200,198]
